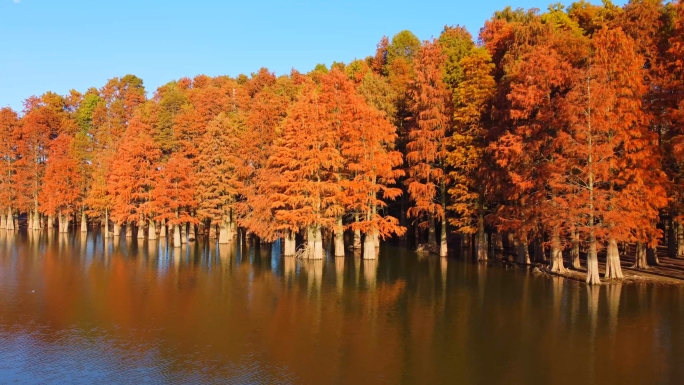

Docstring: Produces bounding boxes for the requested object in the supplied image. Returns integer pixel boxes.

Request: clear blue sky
[1,0,624,111]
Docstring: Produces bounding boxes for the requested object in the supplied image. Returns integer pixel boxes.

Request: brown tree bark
[604,237,624,279]
[633,242,648,269]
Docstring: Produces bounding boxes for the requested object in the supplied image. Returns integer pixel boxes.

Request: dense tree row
[3,0,684,284]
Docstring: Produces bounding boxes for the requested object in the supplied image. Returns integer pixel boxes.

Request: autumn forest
[2,0,684,285]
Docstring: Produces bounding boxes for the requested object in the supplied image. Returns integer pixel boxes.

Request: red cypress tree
[448,48,496,261]
[0,108,19,230]
[153,153,197,246]
[107,109,161,237]
[268,82,344,259]
[194,113,243,244]
[563,27,667,283]
[39,134,83,232]
[406,39,452,257]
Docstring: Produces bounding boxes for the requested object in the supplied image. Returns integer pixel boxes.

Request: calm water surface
[0,230,682,384]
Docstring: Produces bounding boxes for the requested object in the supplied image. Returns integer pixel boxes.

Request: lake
[0,230,682,384]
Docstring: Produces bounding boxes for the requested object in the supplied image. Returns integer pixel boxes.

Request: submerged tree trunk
[5,208,12,230]
[549,228,566,273]
[219,215,231,244]
[180,223,187,244]
[188,223,196,242]
[173,224,182,248]
[284,229,296,256]
[208,222,217,240]
[80,211,87,233]
[33,210,40,230]
[428,219,436,246]
[60,214,70,234]
[604,237,623,279]
[159,219,166,238]
[586,234,601,285]
[47,215,54,230]
[516,236,530,265]
[363,231,378,260]
[335,217,345,257]
[307,226,324,259]
[0,213,4,229]
[125,223,133,238]
[440,215,448,258]
[148,220,157,240]
[113,222,120,237]
[137,220,145,239]
[351,213,362,250]
[492,231,503,260]
[633,242,648,269]
[104,211,110,238]
[476,212,486,261]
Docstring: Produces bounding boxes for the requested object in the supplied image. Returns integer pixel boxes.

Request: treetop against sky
[0,0,625,110]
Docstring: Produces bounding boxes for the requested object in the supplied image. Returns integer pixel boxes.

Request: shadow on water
[0,229,681,384]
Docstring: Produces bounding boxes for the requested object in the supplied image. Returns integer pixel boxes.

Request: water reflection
[0,230,681,384]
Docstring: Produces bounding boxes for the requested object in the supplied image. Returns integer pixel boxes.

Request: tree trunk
[180,223,187,244]
[533,237,545,262]
[668,213,677,258]
[6,208,14,231]
[137,220,145,239]
[335,217,345,257]
[61,215,71,234]
[363,231,378,260]
[633,242,648,269]
[604,237,623,279]
[549,228,566,273]
[440,216,448,257]
[284,229,296,256]
[476,212,486,261]
[208,222,217,240]
[125,223,133,238]
[492,231,503,260]
[104,211,110,238]
[313,226,323,259]
[80,211,87,233]
[0,212,5,229]
[307,226,323,259]
[159,219,166,238]
[586,234,601,285]
[428,219,436,245]
[219,215,231,244]
[188,223,196,242]
[353,229,361,250]
[571,229,581,269]
[113,222,120,237]
[148,220,157,240]
[173,224,182,248]
[647,244,660,266]
[678,221,684,259]
[516,236,530,265]
[47,215,54,230]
